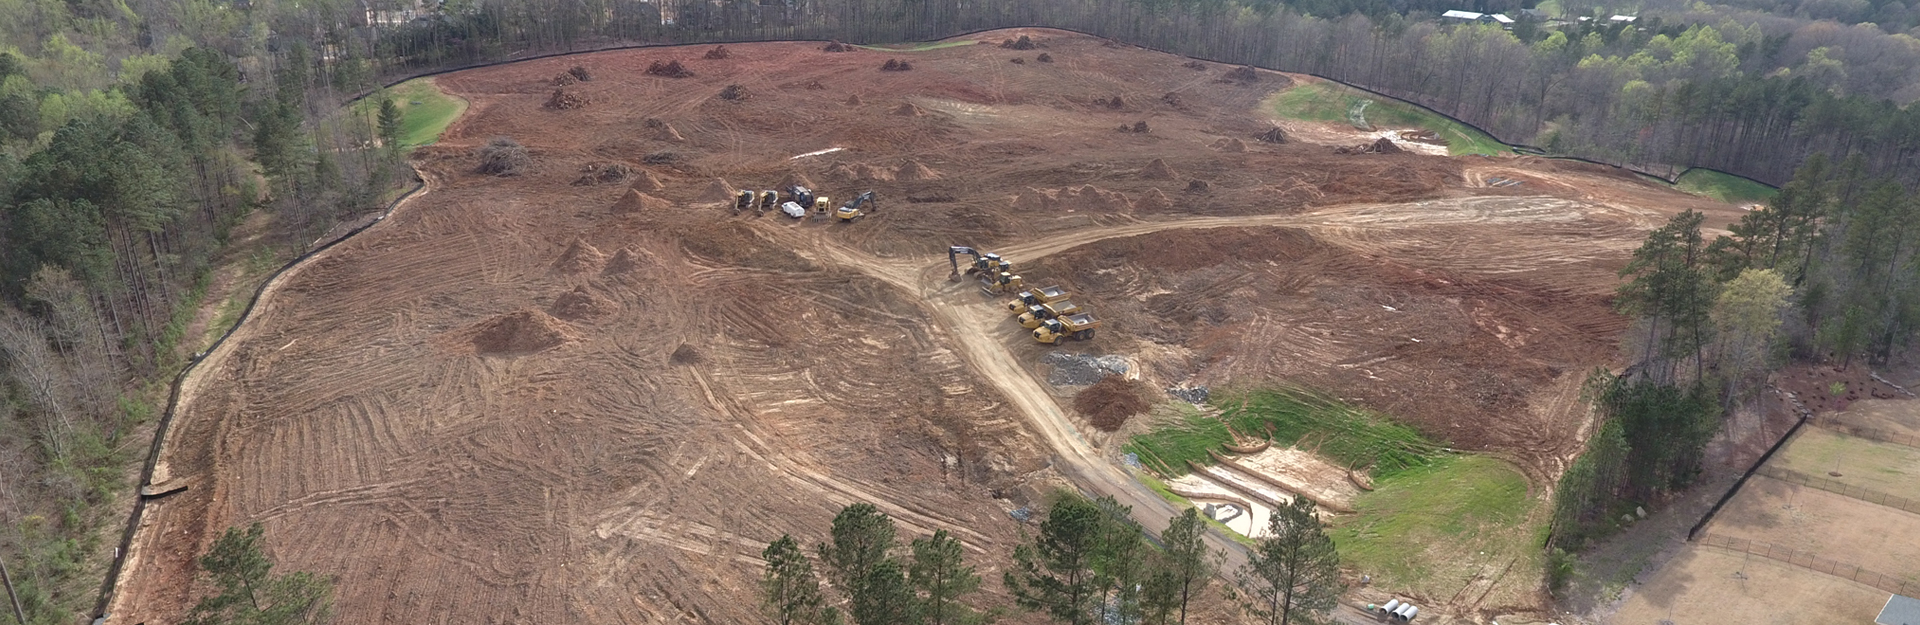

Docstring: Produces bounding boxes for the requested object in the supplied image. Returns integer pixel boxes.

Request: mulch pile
[1336,137,1404,154]
[567,66,592,82]
[571,162,632,186]
[1075,375,1151,432]
[1037,53,1053,63]
[1183,60,1207,70]
[1185,179,1211,193]
[719,84,750,101]
[881,59,913,71]
[646,60,694,78]
[1010,57,1026,64]
[546,89,587,110]
[704,45,732,60]
[1256,126,1289,143]
[823,40,855,52]
[1224,65,1260,82]
[1001,35,1039,50]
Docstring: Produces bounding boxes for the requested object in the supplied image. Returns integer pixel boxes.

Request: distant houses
[1439,9,1516,26]
[1440,8,1638,29]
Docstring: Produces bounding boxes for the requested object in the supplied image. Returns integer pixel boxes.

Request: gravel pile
[1167,385,1209,404]
[1044,352,1129,386]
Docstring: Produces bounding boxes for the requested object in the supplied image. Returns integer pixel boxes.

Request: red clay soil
[109,29,1751,625]
[1076,375,1151,431]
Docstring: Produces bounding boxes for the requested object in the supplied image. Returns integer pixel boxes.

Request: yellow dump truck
[1033,312,1101,344]
[1018,300,1083,329]
[1006,285,1071,313]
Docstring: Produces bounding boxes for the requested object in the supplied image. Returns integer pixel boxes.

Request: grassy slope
[1124,389,1442,479]
[1674,168,1778,204]
[357,78,466,147]
[1331,455,1547,604]
[1265,81,1511,156]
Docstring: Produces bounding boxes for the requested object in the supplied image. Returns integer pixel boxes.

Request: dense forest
[0,0,1916,621]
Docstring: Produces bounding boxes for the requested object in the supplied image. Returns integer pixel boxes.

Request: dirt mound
[567,66,592,82]
[602,247,650,275]
[1094,95,1125,109]
[477,137,530,176]
[1118,121,1150,133]
[1224,65,1260,82]
[554,238,607,273]
[653,122,685,142]
[1010,57,1026,65]
[699,178,739,203]
[632,169,665,192]
[670,343,704,365]
[822,40,855,52]
[611,189,672,213]
[896,160,940,180]
[778,172,818,189]
[1140,158,1178,180]
[846,94,864,106]
[825,162,857,180]
[1338,138,1405,154]
[890,102,924,116]
[549,286,618,321]
[1183,60,1208,70]
[1255,126,1289,144]
[645,60,694,78]
[1001,35,1039,50]
[719,84,749,101]
[1024,185,1135,212]
[1162,92,1182,106]
[1013,187,1058,211]
[1137,187,1174,211]
[1075,375,1150,432]
[704,45,732,60]
[1211,137,1247,152]
[468,309,577,355]
[804,80,826,90]
[546,89,587,110]
[1037,53,1053,63]
[853,163,895,181]
[1185,179,1211,194]
[552,72,578,86]
[881,59,913,71]
[571,162,632,186]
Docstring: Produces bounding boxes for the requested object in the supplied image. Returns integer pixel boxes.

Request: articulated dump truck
[1033,312,1100,344]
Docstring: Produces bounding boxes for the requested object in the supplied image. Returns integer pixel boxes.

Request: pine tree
[377,97,402,147]
[909,529,989,625]
[763,535,832,625]
[1235,498,1341,625]
[818,503,909,625]
[182,523,333,625]
[1145,508,1218,625]
[1005,493,1103,625]
[1090,495,1146,624]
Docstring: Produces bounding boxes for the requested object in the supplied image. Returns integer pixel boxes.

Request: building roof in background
[1441,10,1483,19]
[1880,595,1920,625]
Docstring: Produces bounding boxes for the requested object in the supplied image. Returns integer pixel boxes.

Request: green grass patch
[357,78,465,147]
[1330,455,1547,604]
[1124,388,1444,479]
[1674,168,1777,204]
[856,40,982,52]
[1264,82,1511,156]
[1774,427,1920,499]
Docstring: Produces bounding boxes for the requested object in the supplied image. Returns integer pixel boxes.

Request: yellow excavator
[1006,286,1071,313]
[1034,312,1101,344]
[1018,300,1082,328]
[836,191,877,222]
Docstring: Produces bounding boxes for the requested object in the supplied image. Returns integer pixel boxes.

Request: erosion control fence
[1696,533,1920,597]
[92,177,428,620]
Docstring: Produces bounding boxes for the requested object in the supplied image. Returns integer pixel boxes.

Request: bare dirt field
[110,29,1747,624]
[1609,546,1884,625]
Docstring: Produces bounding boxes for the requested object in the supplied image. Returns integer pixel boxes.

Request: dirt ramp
[549,286,618,321]
[612,189,672,213]
[554,238,607,273]
[468,309,578,355]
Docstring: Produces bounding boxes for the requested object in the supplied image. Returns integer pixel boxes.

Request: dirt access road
[109,29,1745,624]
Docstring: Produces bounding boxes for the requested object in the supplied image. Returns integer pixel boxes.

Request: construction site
[106,29,1755,624]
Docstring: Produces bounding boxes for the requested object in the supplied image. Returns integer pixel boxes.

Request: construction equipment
[812,196,832,217]
[1006,286,1071,313]
[948,246,981,281]
[836,191,877,222]
[1033,312,1101,344]
[787,186,816,208]
[735,190,756,212]
[758,190,780,212]
[780,201,807,218]
[980,271,1024,295]
[1018,300,1082,328]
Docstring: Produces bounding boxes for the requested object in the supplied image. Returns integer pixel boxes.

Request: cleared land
[1610,546,1884,625]
[111,29,1744,624]
[1772,426,1920,497]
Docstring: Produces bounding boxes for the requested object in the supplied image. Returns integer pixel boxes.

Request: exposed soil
[1074,375,1151,431]
[110,29,1750,625]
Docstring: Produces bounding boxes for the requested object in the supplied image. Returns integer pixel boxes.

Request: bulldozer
[836,191,877,222]
[1017,300,1082,329]
[1006,286,1071,313]
[1033,312,1101,344]
[980,271,1025,295]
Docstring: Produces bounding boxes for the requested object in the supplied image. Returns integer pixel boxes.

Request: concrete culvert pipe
[1382,599,1400,614]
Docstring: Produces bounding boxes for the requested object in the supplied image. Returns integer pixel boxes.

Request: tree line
[1549,151,1917,570]
[763,493,1342,625]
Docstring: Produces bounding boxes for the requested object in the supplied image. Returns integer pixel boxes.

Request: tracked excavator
[836,191,877,222]
[1018,300,1082,328]
[948,246,1024,294]
[1006,286,1071,313]
[758,190,780,213]
[735,190,756,213]
[1033,312,1101,344]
